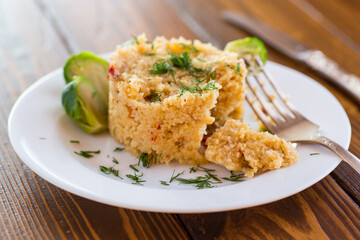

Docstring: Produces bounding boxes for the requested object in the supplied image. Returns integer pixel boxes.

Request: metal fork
[245,55,360,173]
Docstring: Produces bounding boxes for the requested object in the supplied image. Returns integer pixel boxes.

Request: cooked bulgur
[108,34,298,175]
[108,34,246,165]
[205,120,298,178]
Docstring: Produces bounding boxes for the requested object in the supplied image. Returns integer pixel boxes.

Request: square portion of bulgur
[108,34,246,164]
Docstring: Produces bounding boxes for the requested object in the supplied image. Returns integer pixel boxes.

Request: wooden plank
[178,176,360,239]
[0,0,190,238]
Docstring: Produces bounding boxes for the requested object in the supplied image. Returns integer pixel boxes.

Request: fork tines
[245,55,298,133]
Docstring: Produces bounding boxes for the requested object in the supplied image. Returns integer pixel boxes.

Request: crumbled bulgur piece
[205,120,298,178]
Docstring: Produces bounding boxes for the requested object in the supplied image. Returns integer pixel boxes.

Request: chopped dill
[100,166,123,179]
[170,170,184,183]
[168,52,191,69]
[189,165,199,173]
[132,35,139,45]
[112,157,119,164]
[129,164,139,172]
[70,140,80,143]
[149,91,162,102]
[160,180,170,186]
[145,52,156,56]
[74,150,100,158]
[222,171,244,182]
[114,147,125,152]
[149,61,174,74]
[176,176,214,189]
[202,81,218,91]
[196,57,206,62]
[137,152,161,168]
[180,43,199,52]
[310,153,320,156]
[126,172,145,185]
[280,145,284,153]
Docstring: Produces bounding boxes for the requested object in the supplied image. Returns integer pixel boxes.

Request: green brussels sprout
[62,76,108,134]
[63,51,109,107]
[224,37,267,64]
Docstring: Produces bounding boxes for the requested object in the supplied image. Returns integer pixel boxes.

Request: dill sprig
[74,150,100,158]
[70,140,80,143]
[160,180,170,186]
[126,172,145,185]
[170,170,185,183]
[168,52,191,69]
[226,63,243,77]
[137,152,161,168]
[222,171,244,182]
[176,176,214,189]
[100,166,123,179]
[129,164,139,172]
[112,157,119,164]
[114,147,125,152]
[149,91,162,102]
[180,43,199,52]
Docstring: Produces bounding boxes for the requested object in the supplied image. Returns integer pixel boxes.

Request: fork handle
[297,136,360,173]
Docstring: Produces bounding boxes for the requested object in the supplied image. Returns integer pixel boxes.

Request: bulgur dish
[107,34,298,177]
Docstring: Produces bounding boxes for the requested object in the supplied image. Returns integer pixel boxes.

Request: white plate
[8,61,351,213]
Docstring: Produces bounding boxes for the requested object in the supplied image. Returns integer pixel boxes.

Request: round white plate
[8,61,351,213]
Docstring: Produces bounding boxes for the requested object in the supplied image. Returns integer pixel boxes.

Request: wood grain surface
[1,0,359,239]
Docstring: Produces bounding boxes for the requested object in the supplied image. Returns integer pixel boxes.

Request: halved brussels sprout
[63,51,109,107]
[62,76,108,134]
[224,37,267,64]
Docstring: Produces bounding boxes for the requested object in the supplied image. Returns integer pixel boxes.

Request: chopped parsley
[114,147,125,152]
[74,150,100,158]
[222,171,244,182]
[70,140,80,143]
[99,166,123,179]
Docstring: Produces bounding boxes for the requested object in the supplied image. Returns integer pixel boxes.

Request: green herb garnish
[170,170,185,183]
[149,91,162,102]
[100,166,123,179]
[180,43,199,52]
[189,165,199,173]
[310,153,320,156]
[112,157,119,164]
[145,52,156,56]
[132,35,139,45]
[222,171,244,182]
[70,140,80,143]
[202,81,218,91]
[137,152,161,168]
[74,150,100,158]
[280,145,284,154]
[129,164,139,172]
[114,147,125,152]
[176,176,214,189]
[126,172,145,185]
[160,180,170,186]
[168,52,191,69]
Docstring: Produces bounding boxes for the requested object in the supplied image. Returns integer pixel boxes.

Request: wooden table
[1,0,360,239]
